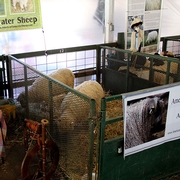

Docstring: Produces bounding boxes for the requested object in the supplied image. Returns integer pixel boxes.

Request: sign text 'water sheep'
[0,17,38,25]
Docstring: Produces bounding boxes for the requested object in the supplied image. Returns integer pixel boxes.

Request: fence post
[96,45,101,83]
[6,55,13,98]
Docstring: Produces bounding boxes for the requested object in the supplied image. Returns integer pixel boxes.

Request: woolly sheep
[17,68,74,107]
[58,80,104,130]
[125,93,168,149]
[12,0,28,11]
[145,0,161,11]
[146,31,157,45]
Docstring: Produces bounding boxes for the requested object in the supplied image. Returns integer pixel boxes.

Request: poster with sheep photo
[144,29,158,46]
[0,0,42,32]
[126,0,163,54]
[123,83,180,157]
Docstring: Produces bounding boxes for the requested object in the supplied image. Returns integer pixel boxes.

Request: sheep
[58,80,105,130]
[12,0,28,11]
[145,0,161,11]
[146,31,158,45]
[17,68,75,107]
[125,93,168,149]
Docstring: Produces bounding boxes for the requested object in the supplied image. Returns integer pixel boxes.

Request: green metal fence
[8,54,100,180]
[101,46,180,94]
[98,86,180,180]
[1,37,180,179]
[161,35,180,57]
[6,43,116,99]
[98,46,180,180]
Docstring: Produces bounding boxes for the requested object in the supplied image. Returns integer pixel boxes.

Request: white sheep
[145,0,161,11]
[146,31,158,45]
[17,68,75,107]
[12,0,28,11]
[125,93,168,149]
[58,80,105,130]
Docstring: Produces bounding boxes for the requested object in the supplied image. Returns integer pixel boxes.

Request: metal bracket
[118,147,122,154]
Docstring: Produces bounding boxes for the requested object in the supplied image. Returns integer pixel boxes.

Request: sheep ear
[158,99,165,107]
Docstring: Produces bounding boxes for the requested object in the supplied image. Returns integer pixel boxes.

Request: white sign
[123,83,180,157]
[125,0,163,53]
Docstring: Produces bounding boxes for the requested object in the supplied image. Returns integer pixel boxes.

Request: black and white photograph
[145,0,162,11]
[125,92,169,150]
[11,0,35,13]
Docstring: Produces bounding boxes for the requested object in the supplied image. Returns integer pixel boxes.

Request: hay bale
[105,99,124,139]
[144,60,178,84]
[120,60,178,84]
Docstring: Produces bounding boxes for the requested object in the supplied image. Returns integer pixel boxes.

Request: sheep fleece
[146,31,157,44]
[59,80,104,129]
[18,68,74,103]
[145,0,161,11]
[125,97,160,149]
[12,0,28,10]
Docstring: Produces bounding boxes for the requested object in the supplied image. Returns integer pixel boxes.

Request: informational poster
[125,0,163,54]
[0,0,42,32]
[123,83,180,157]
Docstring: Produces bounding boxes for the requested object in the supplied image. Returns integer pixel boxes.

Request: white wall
[161,0,180,37]
[0,0,179,54]
[114,0,180,38]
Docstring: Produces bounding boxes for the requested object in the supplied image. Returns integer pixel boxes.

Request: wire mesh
[166,40,180,57]
[7,42,180,179]
[13,49,97,88]
[10,56,98,180]
[103,46,180,88]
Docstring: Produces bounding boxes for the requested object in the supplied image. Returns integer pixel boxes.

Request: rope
[42,28,49,74]
[42,28,47,56]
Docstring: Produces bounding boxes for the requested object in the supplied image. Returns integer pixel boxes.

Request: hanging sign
[0,0,42,32]
[123,83,180,157]
[125,0,163,53]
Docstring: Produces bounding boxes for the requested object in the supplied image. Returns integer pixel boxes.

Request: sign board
[125,0,163,53]
[0,0,42,32]
[123,83,180,157]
